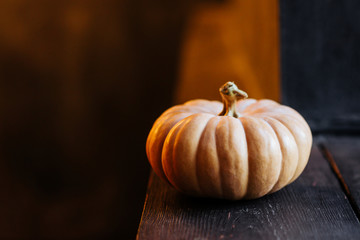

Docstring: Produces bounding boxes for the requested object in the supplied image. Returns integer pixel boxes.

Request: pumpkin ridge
[171,117,195,192]
[215,116,248,199]
[163,104,214,116]
[239,99,259,112]
[262,116,299,193]
[242,99,277,113]
[160,105,188,116]
[176,106,209,114]
[222,117,235,199]
[268,115,309,183]
[256,107,308,130]
[171,114,213,194]
[242,101,280,116]
[258,118,283,195]
[183,100,218,114]
[215,117,229,198]
[250,112,309,135]
[195,116,220,197]
[268,116,299,182]
[241,116,282,199]
[146,114,170,179]
[214,117,224,198]
[235,117,249,199]
[238,116,252,199]
[235,98,257,113]
[161,117,189,191]
[215,116,243,199]
[147,111,193,182]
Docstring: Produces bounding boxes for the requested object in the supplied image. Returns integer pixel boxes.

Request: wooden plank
[322,136,360,215]
[137,144,360,239]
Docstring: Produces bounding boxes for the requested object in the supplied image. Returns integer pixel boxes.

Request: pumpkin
[146,82,312,200]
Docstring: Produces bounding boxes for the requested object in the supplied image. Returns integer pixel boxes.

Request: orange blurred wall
[175,0,279,103]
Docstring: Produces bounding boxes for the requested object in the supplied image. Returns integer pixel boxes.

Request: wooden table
[137,135,360,239]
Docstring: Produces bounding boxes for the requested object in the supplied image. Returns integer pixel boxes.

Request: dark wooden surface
[322,136,360,213]
[280,0,360,133]
[137,138,360,239]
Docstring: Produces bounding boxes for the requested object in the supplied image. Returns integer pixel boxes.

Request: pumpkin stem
[219,82,248,118]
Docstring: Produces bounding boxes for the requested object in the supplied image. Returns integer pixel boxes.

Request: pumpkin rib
[162,115,202,191]
[275,106,306,119]
[267,115,311,183]
[274,116,299,183]
[214,117,224,198]
[261,116,284,193]
[239,116,256,199]
[162,103,214,116]
[146,114,171,179]
[171,116,196,193]
[258,117,283,195]
[147,111,193,182]
[172,106,211,115]
[242,99,279,115]
[241,116,282,199]
[161,118,189,192]
[209,101,224,114]
[218,117,238,199]
[237,99,258,113]
[215,117,249,199]
[251,111,310,136]
[189,114,215,196]
[196,116,223,197]
[262,116,299,193]
[234,117,249,199]
[215,117,239,199]
[215,118,225,199]
[183,100,219,114]
[184,99,210,106]
[257,106,309,132]
[171,114,213,195]
[160,105,189,116]
[266,115,301,185]
[147,111,188,153]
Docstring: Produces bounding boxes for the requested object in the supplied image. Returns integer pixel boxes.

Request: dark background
[280,0,360,133]
[0,0,280,238]
[0,0,194,238]
[2,0,359,239]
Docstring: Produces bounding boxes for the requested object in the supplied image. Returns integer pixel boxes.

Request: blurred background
[1,0,360,238]
[0,0,280,238]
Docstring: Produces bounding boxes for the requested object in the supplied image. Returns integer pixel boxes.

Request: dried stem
[219,82,248,118]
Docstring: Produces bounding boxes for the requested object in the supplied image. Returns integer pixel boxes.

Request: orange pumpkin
[146,82,312,200]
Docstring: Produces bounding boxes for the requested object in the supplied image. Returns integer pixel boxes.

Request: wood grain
[137,144,360,239]
[321,136,360,217]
